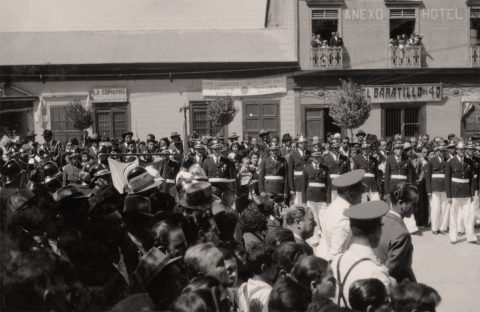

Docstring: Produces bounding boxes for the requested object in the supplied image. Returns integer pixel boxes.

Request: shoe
[432,231,440,235]
[458,232,465,236]
[468,241,480,245]
[440,231,448,235]
[450,241,457,245]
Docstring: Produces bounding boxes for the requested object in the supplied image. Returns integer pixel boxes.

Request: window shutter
[472,8,480,19]
[390,8,415,18]
[312,9,339,20]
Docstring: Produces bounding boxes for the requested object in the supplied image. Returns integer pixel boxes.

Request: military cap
[311,151,323,158]
[297,135,308,143]
[456,141,466,150]
[344,200,389,220]
[259,129,270,137]
[332,169,365,188]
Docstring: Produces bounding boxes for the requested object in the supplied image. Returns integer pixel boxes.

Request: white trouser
[307,201,328,234]
[430,191,449,232]
[361,191,380,202]
[450,197,477,242]
[331,190,338,202]
[471,191,479,225]
[294,191,303,207]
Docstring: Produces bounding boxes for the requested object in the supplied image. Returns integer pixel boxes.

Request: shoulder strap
[336,255,374,306]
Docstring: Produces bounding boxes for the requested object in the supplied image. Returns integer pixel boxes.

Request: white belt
[209,178,235,183]
[294,171,303,176]
[265,176,284,181]
[330,174,340,179]
[309,182,325,188]
[364,173,375,178]
[165,179,175,184]
[391,174,407,180]
[431,174,445,179]
[452,177,469,184]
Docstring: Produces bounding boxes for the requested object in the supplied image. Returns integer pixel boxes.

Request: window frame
[242,99,280,138]
[50,105,83,144]
[310,7,342,45]
[388,7,419,39]
[381,103,426,139]
[92,102,129,139]
[189,101,225,137]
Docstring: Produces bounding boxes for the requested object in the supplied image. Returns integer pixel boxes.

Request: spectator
[291,255,337,300]
[184,243,229,287]
[284,206,315,244]
[349,278,390,312]
[268,275,311,312]
[390,281,441,312]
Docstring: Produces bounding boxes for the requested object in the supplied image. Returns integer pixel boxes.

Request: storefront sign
[362,84,443,103]
[91,88,128,103]
[202,77,287,97]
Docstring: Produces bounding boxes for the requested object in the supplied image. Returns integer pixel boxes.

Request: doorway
[302,106,342,143]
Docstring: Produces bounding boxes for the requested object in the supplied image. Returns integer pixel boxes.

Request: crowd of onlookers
[311,32,344,48]
[389,33,423,49]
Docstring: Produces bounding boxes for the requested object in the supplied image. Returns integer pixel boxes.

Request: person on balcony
[311,34,322,48]
[329,32,343,47]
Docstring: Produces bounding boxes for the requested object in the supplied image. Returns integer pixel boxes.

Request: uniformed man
[445,141,479,244]
[152,150,179,196]
[466,141,480,232]
[332,200,395,307]
[323,140,351,201]
[425,142,449,235]
[62,151,82,186]
[320,170,365,261]
[258,142,289,202]
[354,142,381,201]
[302,151,331,243]
[288,135,310,206]
[182,140,207,170]
[202,139,236,207]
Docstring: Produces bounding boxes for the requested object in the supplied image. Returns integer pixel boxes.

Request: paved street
[412,228,480,312]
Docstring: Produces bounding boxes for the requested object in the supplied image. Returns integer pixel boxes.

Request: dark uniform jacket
[288,149,310,192]
[375,212,416,283]
[322,152,350,180]
[384,155,415,194]
[258,156,289,195]
[302,162,331,203]
[425,156,446,194]
[470,155,480,194]
[181,154,207,170]
[202,155,236,181]
[353,154,380,192]
[445,156,475,199]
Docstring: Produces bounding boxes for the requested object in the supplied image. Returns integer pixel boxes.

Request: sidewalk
[411,228,480,312]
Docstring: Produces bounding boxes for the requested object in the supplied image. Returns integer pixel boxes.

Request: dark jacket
[375,211,416,283]
[353,154,380,192]
[202,155,236,180]
[302,162,331,203]
[287,149,310,192]
[258,156,289,195]
[425,155,445,194]
[384,155,415,194]
[445,156,475,199]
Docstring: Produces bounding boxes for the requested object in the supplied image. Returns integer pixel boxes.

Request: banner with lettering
[202,77,287,97]
[362,84,443,104]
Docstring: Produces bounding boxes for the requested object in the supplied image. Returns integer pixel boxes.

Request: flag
[462,95,480,118]
[108,158,139,194]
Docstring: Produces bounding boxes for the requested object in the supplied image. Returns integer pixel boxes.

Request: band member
[288,135,309,206]
[302,151,331,241]
[425,143,449,235]
[258,142,289,202]
[445,141,479,244]
[323,140,351,201]
[202,139,236,207]
[354,142,381,201]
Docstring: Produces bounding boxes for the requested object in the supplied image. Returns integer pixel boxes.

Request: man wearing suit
[354,142,381,201]
[288,135,310,206]
[445,141,479,244]
[181,141,207,170]
[329,32,343,47]
[323,141,350,201]
[87,134,101,161]
[258,142,289,200]
[202,139,236,207]
[376,183,418,283]
[425,142,449,234]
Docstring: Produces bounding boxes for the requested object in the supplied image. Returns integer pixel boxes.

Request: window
[50,106,82,144]
[383,106,424,138]
[463,104,480,134]
[243,100,279,138]
[303,106,341,142]
[312,9,339,44]
[94,105,128,139]
[389,8,416,39]
[471,8,480,46]
[190,102,223,137]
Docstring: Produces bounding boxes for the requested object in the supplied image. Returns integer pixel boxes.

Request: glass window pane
[245,104,260,117]
[246,119,260,131]
[263,118,277,130]
[262,103,277,116]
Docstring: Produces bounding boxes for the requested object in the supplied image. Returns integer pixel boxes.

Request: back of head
[184,243,217,279]
[390,280,441,312]
[268,275,311,312]
[292,256,329,289]
[246,242,273,276]
[349,278,389,312]
[273,242,309,275]
[171,289,218,312]
[285,207,306,226]
[265,227,295,249]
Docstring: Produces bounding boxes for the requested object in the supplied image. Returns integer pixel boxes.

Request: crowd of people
[311,32,344,48]
[389,33,423,49]
[4,125,476,311]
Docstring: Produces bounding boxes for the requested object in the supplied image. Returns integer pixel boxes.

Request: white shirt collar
[457,155,463,162]
[389,210,402,219]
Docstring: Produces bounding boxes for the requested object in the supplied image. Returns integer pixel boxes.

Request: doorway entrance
[302,105,342,143]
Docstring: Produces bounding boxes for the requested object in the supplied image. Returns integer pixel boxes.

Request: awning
[462,95,480,118]
[0,84,37,111]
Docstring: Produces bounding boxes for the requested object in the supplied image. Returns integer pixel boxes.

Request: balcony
[471,46,480,67]
[311,47,343,69]
[389,46,422,68]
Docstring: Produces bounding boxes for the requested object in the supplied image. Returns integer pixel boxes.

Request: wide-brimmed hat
[344,200,389,220]
[194,141,206,150]
[403,142,413,151]
[393,142,404,150]
[456,141,466,150]
[311,151,323,158]
[297,135,307,143]
[178,181,217,210]
[259,129,270,137]
[361,142,371,149]
[332,169,365,188]
[42,129,53,137]
[170,131,181,138]
[134,247,182,288]
[122,131,134,139]
[123,195,153,221]
[282,133,292,142]
[89,133,100,141]
[126,166,163,194]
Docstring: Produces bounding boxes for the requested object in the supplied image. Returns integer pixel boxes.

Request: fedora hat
[178,181,217,210]
[297,135,307,143]
[123,195,153,221]
[268,142,281,150]
[356,129,366,137]
[282,133,292,142]
[42,129,53,137]
[210,139,223,150]
[122,131,134,139]
[126,166,163,194]
[135,247,182,288]
[259,129,270,137]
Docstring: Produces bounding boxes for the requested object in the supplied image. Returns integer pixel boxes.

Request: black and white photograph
[1,0,479,311]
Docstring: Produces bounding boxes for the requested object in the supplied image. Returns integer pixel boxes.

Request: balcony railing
[471,46,480,67]
[311,47,343,69]
[389,46,422,68]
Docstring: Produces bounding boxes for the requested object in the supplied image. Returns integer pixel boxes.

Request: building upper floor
[299,0,480,70]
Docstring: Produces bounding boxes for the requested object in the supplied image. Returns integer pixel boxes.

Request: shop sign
[202,77,287,97]
[91,88,128,103]
[362,84,443,103]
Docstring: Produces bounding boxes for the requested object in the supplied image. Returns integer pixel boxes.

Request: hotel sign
[362,84,443,104]
[202,77,287,97]
[91,88,128,103]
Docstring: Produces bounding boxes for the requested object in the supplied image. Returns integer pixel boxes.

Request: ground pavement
[411,228,480,312]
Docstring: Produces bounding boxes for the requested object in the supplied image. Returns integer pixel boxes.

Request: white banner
[91,88,128,103]
[362,84,443,103]
[202,77,287,97]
